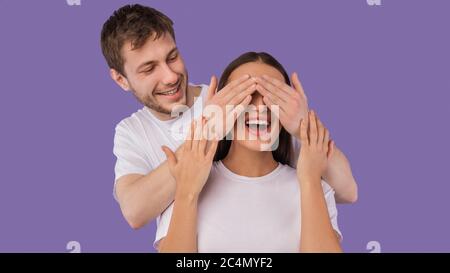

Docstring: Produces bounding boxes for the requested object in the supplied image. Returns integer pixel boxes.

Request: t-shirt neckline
[216,160,282,183]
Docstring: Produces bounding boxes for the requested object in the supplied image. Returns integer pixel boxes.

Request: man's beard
[133,74,188,115]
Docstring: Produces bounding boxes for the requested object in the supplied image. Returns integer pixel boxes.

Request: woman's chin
[236,140,276,152]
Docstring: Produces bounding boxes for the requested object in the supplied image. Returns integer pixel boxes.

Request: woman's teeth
[245,120,270,130]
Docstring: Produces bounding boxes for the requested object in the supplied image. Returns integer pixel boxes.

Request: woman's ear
[110,68,131,91]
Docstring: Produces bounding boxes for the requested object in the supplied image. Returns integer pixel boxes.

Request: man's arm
[115,150,179,229]
[295,140,358,204]
[322,143,358,203]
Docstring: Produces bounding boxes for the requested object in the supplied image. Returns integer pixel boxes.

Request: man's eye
[143,67,154,73]
[168,54,178,62]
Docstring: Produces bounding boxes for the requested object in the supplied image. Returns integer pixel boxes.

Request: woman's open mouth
[245,118,271,139]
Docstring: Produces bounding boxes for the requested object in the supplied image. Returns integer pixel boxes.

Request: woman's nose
[250,92,264,106]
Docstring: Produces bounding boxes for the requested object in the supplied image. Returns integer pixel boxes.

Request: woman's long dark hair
[213,52,293,165]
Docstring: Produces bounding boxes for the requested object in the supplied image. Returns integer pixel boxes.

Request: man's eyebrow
[166,47,179,58]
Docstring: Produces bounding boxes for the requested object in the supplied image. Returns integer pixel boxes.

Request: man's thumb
[206,75,218,101]
[327,140,335,160]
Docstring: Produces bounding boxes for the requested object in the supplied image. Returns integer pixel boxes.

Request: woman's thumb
[161,145,177,166]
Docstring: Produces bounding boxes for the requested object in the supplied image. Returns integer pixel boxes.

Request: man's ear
[110,68,131,91]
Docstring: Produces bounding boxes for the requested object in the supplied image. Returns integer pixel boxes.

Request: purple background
[0,0,449,252]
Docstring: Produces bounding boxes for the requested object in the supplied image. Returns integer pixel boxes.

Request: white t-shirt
[154,161,341,252]
[113,83,301,187]
[113,84,208,232]
[113,84,209,188]
[113,82,309,250]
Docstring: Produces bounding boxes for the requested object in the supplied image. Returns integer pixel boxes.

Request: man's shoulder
[115,107,149,134]
[189,83,209,100]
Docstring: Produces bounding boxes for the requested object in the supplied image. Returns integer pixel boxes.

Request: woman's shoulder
[277,163,298,180]
[279,163,296,172]
[278,165,330,186]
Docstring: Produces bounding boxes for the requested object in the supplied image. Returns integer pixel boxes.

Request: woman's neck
[222,143,279,177]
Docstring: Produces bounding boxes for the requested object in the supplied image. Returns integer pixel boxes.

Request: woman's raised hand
[297,110,334,183]
[162,117,219,198]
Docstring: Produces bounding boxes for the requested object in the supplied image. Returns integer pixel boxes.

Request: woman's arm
[300,178,342,252]
[297,110,342,253]
[256,74,358,203]
[158,192,200,253]
[157,118,218,253]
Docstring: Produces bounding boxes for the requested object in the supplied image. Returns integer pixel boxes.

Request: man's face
[120,33,188,117]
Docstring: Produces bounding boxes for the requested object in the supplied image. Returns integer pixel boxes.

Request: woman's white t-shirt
[112,83,340,252]
[154,161,342,252]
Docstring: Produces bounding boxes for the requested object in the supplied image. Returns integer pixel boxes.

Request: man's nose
[161,64,179,86]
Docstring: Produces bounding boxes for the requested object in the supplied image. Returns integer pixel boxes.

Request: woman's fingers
[192,118,202,151]
[185,120,195,151]
[206,139,219,161]
[161,145,177,169]
[316,115,325,149]
[302,109,332,157]
[323,128,330,153]
[199,117,208,153]
[300,117,309,146]
[309,110,318,145]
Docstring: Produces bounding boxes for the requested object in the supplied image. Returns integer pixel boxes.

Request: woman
[158,52,342,252]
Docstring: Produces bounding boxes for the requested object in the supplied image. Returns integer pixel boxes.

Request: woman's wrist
[175,187,201,203]
[298,173,322,186]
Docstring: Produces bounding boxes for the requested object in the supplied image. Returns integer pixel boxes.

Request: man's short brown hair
[100,4,175,75]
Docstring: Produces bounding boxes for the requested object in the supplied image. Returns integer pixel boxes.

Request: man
[100,4,357,236]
